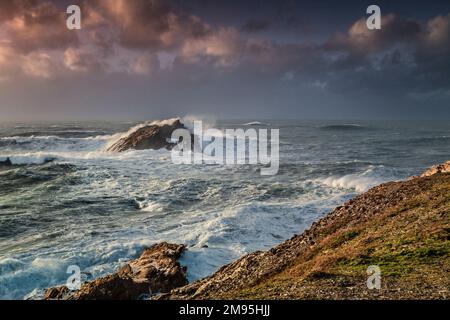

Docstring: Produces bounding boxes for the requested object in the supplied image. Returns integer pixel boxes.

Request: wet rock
[44,242,188,300]
[107,119,187,152]
[421,161,450,177]
[0,157,12,166]
[43,286,70,300]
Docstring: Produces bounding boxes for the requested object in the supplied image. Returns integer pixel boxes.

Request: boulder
[421,161,450,177]
[44,242,188,300]
[0,157,12,166]
[43,286,70,300]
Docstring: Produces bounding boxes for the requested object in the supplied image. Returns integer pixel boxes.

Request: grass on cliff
[232,174,450,299]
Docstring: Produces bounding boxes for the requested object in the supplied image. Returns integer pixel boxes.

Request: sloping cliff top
[157,170,450,300]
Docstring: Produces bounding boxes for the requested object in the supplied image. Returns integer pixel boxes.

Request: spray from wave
[319,174,380,192]
[316,166,385,192]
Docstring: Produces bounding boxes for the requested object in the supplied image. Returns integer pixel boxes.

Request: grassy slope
[231,174,450,299]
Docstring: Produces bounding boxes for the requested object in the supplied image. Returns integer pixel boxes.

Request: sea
[0,119,449,299]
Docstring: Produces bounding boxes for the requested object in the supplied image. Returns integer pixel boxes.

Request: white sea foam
[0,135,113,142]
[0,236,166,300]
[181,116,216,132]
[0,154,56,165]
[318,173,380,192]
[242,121,270,126]
[137,200,164,212]
[0,256,67,300]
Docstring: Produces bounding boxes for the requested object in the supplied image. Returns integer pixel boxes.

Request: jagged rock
[44,242,188,300]
[0,157,12,166]
[107,119,187,152]
[43,286,70,300]
[421,161,450,177]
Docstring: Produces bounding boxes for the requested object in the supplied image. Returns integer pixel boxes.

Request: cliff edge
[157,168,450,300]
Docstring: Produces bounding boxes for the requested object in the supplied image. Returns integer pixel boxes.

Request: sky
[0,0,449,121]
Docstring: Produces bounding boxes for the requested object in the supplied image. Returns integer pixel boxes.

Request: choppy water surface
[0,119,449,299]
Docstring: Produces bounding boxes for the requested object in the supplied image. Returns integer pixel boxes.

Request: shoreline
[45,162,450,300]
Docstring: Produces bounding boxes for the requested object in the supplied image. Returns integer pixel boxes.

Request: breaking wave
[242,121,270,126]
[0,155,57,166]
[317,169,382,193]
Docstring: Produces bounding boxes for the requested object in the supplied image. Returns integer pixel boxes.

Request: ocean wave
[320,124,365,130]
[242,121,270,126]
[0,256,67,300]
[0,155,57,165]
[0,135,114,153]
[136,200,165,213]
[178,194,344,281]
[0,135,113,142]
[318,173,381,192]
[405,136,450,144]
[0,236,161,300]
[0,144,171,169]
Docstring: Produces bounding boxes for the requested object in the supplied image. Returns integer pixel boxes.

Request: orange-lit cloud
[0,0,448,89]
[21,51,58,78]
[64,47,103,73]
[326,14,421,54]
[425,13,450,47]
[1,1,78,53]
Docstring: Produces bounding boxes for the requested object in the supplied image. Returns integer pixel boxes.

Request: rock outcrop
[0,157,12,166]
[107,119,187,152]
[421,161,450,177]
[44,242,188,300]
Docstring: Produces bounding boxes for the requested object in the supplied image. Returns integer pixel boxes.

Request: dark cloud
[240,19,272,33]
[1,0,78,53]
[0,0,449,120]
[83,0,212,51]
[325,14,422,55]
[320,13,450,97]
[0,1,38,22]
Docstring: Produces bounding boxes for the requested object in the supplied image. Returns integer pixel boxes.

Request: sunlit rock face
[421,161,450,177]
[107,119,186,152]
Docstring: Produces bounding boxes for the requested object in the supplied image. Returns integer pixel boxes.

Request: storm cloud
[0,0,449,120]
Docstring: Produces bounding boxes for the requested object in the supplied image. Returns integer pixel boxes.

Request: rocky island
[107,118,188,152]
[45,162,450,300]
